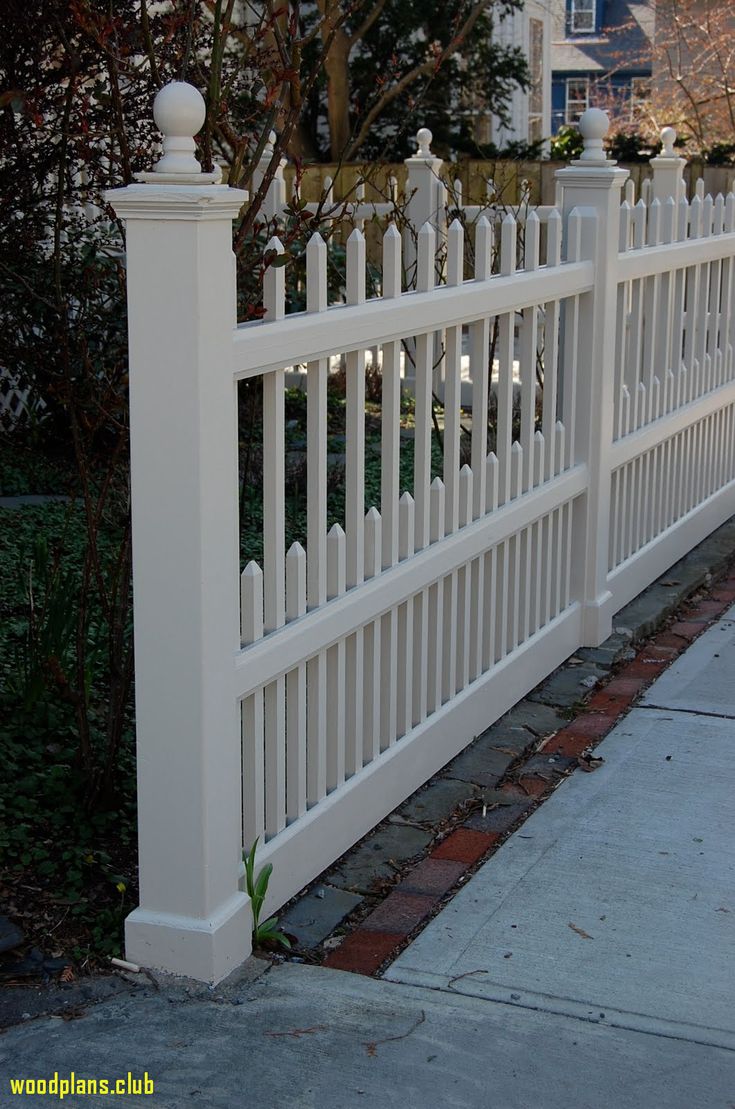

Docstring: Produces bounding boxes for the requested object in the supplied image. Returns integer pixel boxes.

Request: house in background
[471,0,553,153]
[550,0,654,133]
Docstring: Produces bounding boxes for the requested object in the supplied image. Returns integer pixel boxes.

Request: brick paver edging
[319,577,735,977]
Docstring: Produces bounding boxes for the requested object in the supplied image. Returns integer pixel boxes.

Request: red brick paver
[323,931,404,975]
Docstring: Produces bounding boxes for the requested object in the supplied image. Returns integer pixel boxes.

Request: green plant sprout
[243,839,291,950]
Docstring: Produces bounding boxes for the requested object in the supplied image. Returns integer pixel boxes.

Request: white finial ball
[416,128,433,157]
[153,81,206,140]
[661,126,677,158]
[578,107,609,142]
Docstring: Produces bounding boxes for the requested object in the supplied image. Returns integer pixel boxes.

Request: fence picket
[397,492,415,737]
[326,524,346,791]
[497,215,517,504]
[520,211,540,492]
[363,508,382,765]
[286,544,307,821]
[241,562,265,849]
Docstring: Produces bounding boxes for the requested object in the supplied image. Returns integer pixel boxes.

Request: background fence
[107,89,735,983]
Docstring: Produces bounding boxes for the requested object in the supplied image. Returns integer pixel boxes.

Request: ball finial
[577,108,610,163]
[660,126,677,158]
[152,82,206,175]
[416,128,433,158]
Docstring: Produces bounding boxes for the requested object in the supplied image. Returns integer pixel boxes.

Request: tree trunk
[324,28,352,160]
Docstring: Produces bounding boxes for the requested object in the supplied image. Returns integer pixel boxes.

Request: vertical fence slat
[241,562,265,850]
[444,218,464,534]
[306,232,329,807]
[285,543,307,822]
[381,224,402,571]
[519,211,540,492]
[543,209,562,478]
[363,508,382,765]
[396,492,415,736]
[326,524,346,791]
[497,215,517,503]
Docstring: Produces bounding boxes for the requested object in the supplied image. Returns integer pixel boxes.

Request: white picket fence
[108,86,735,983]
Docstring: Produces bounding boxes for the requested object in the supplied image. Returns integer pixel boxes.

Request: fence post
[105,82,251,983]
[650,127,686,203]
[252,130,288,219]
[555,109,629,647]
[404,128,444,278]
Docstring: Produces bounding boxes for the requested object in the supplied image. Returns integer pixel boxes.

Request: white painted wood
[286,544,307,822]
[471,217,493,518]
[497,215,517,505]
[107,167,251,982]
[397,492,415,737]
[363,508,382,765]
[444,219,464,535]
[325,524,347,793]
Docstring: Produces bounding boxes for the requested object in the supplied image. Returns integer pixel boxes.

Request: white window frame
[565,77,589,124]
[569,0,596,34]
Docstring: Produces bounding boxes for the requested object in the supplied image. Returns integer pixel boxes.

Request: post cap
[660,126,677,158]
[416,128,433,157]
[576,108,612,165]
[152,82,206,175]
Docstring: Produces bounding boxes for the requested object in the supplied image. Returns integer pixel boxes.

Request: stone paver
[279,886,363,949]
[326,825,432,892]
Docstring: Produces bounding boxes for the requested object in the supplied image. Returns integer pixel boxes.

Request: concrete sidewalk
[2,611,735,1107]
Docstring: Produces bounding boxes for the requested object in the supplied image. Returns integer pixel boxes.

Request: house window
[565,78,589,124]
[528,18,544,144]
[569,0,595,34]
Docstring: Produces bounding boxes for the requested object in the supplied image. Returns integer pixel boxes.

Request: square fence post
[650,127,687,204]
[106,82,251,983]
[555,109,629,647]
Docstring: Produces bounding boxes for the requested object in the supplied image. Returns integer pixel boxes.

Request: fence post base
[580,590,615,647]
[125,894,252,985]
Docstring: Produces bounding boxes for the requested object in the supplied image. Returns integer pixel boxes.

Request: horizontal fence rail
[108,90,735,982]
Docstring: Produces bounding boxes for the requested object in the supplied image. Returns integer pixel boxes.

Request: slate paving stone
[279,886,363,950]
[527,664,606,708]
[326,825,433,892]
[575,631,634,670]
[392,778,478,826]
[0,916,23,955]
[517,753,578,778]
[464,799,532,833]
[443,740,515,787]
[502,700,568,737]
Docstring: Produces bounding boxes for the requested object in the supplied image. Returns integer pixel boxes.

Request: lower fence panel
[240,490,582,917]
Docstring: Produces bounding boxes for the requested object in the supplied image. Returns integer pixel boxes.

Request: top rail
[231,260,593,381]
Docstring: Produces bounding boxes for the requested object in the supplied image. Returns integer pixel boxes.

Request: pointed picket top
[714,192,725,234]
[547,207,562,265]
[485,451,499,514]
[364,506,382,579]
[447,218,464,286]
[241,560,264,645]
[500,212,517,276]
[695,177,705,200]
[677,195,689,240]
[429,477,446,543]
[347,227,366,305]
[619,199,632,251]
[475,215,493,281]
[702,191,714,235]
[388,175,398,204]
[306,232,328,313]
[398,491,416,560]
[725,191,735,233]
[327,523,346,600]
[647,197,661,246]
[624,177,636,206]
[264,236,285,321]
[382,223,402,299]
[286,542,307,622]
[417,221,436,292]
[458,464,473,527]
[533,429,545,488]
[525,209,540,270]
[355,180,366,203]
[323,175,335,205]
[453,177,463,207]
[633,198,647,248]
[689,192,703,239]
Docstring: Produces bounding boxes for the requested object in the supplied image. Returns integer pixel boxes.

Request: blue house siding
[550,0,653,133]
